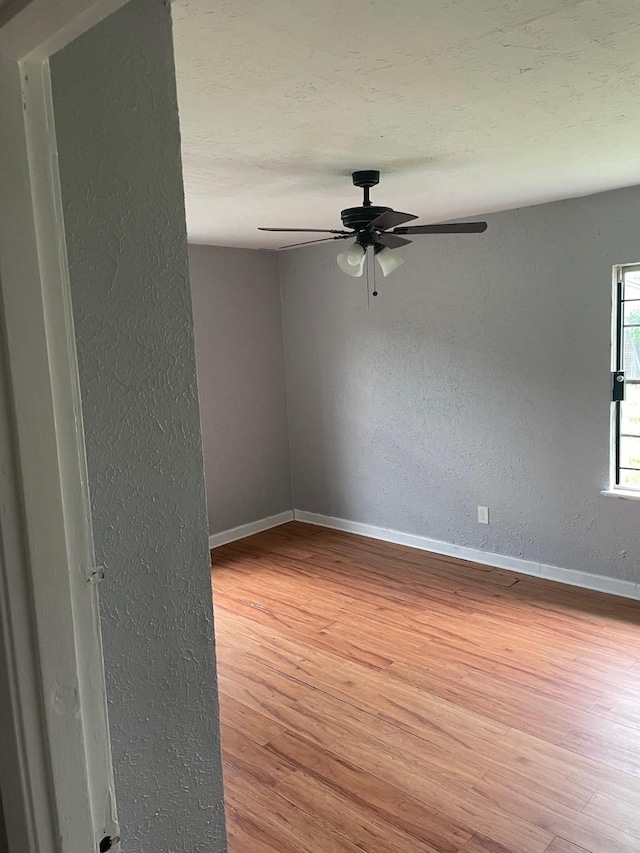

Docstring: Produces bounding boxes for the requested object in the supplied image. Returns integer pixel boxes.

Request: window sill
[601,489,640,503]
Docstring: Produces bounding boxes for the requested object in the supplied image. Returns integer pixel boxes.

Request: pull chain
[366,248,371,310]
[372,251,378,297]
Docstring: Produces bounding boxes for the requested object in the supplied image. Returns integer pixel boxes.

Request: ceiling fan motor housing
[340,205,391,234]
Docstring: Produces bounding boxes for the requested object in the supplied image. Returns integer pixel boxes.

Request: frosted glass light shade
[375,247,404,277]
[337,242,366,277]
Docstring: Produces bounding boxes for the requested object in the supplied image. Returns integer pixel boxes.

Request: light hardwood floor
[211,521,640,853]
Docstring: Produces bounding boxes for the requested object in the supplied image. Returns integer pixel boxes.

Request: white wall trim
[209,510,294,549]
[293,510,640,602]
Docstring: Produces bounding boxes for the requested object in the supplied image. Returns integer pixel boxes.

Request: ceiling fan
[259,170,487,278]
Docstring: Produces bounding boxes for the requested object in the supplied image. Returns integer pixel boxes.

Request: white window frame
[603,263,640,502]
[0,2,129,851]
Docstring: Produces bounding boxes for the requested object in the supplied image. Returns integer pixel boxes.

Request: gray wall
[51,2,226,851]
[189,245,292,535]
[280,184,640,583]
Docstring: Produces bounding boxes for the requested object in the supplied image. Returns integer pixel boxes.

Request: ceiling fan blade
[368,210,418,231]
[395,222,488,235]
[259,227,351,234]
[280,234,353,250]
[377,233,412,249]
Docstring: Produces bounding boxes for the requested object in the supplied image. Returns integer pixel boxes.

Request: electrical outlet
[477,506,489,524]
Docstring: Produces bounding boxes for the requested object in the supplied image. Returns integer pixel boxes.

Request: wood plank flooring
[211,521,640,853]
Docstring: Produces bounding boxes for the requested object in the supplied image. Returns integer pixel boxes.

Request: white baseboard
[208,510,294,549]
[293,510,640,602]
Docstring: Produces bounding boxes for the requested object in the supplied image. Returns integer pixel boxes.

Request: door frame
[0,2,131,851]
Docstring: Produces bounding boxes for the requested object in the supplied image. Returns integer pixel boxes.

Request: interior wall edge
[276,250,297,510]
[50,1,227,848]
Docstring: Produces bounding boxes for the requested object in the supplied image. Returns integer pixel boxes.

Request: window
[612,264,640,491]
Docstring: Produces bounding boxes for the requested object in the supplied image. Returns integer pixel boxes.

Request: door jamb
[0,2,133,850]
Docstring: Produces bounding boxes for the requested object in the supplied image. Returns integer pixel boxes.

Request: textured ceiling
[172,0,640,248]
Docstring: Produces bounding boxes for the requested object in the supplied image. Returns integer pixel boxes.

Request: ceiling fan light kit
[259,170,488,281]
[374,245,405,277]
[336,242,366,277]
